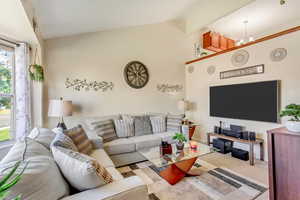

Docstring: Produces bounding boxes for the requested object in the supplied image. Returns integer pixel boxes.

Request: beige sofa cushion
[104,138,136,155]
[27,127,56,149]
[131,135,162,150]
[65,125,93,155]
[0,138,70,200]
[90,149,115,168]
[52,146,113,191]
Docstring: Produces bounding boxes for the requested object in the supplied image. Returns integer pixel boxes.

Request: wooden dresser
[267,127,300,200]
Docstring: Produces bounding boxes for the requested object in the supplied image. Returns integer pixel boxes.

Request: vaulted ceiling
[31,0,254,39]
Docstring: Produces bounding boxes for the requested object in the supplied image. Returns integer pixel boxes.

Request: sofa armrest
[60,176,148,200]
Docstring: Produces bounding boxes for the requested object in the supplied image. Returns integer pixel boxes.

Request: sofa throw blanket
[114,119,134,138]
[64,125,93,155]
[167,114,184,132]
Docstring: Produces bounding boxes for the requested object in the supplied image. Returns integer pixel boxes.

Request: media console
[207,132,264,166]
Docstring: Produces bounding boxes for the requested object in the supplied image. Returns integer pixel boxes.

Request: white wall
[45,22,195,127]
[185,30,300,160]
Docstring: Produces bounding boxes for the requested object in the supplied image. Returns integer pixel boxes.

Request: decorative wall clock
[124,61,149,89]
[231,50,249,67]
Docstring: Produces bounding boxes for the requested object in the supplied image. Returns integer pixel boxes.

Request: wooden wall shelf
[186,26,300,65]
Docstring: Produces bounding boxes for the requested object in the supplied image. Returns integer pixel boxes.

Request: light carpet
[116,159,268,200]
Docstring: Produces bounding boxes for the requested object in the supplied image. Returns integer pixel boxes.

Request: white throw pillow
[150,116,166,133]
[114,119,134,138]
[52,146,113,191]
[27,127,56,150]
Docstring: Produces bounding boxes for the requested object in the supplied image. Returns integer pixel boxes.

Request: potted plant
[280,104,300,133]
[173,133,187,151]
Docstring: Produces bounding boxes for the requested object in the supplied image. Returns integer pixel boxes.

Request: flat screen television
[210,80,280,123]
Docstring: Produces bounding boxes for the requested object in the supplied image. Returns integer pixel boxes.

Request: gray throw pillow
[134,115,153,136]
[88,119,118,142]
[51,132,79,152]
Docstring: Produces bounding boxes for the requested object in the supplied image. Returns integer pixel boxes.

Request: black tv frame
[209,80,280,123]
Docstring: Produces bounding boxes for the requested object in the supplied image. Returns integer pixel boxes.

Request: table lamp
[178,99,189,117]
[48,97,72,130]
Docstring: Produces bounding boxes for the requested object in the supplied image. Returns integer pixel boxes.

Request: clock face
[124,61,149,89]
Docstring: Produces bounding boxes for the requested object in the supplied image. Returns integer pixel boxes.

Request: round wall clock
[124,61,149,89]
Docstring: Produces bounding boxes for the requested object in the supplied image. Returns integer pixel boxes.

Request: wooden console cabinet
[267,127,300,200]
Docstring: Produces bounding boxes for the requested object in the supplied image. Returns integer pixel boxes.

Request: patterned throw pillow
[51,132,78,152]
[64,125,93,155]
[167,114,184,132]
[134,115,153,136]
[52,146,113,191]
[88,119,118,143]
[114,119,134,138]
[150,116,166,133]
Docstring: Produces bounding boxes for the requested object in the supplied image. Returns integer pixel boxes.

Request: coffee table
[138,141,216,185]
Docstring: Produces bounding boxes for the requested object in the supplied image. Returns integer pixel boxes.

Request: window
[0,45,15,142]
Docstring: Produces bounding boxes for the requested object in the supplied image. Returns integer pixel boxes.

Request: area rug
[116,160,268,200]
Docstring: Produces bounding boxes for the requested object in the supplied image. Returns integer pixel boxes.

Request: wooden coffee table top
[138,141,216,168]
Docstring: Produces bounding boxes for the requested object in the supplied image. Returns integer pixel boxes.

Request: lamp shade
[48,99,73,117]
[178,99,189,111]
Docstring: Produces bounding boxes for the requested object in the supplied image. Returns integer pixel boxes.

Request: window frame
[0,44,16,142]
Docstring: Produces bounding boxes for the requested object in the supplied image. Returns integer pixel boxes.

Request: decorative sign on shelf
[157,84,183,93]
[65,78,114,92]
[220,64,264,79]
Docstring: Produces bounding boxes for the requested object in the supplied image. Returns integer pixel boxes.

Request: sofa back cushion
[134,115,152,136]
[64,125,93,155]
[150,116,166,133]
[114,119,134,138]
[52,146,113,191]
[166,114,184,132]
[27,127,56,150]
[0,138,70,200]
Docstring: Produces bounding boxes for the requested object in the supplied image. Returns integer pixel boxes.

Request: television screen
[210,80,279,123]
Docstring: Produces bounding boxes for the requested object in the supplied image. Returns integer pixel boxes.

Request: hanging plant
[29,64,44,81]
[29,48,44,82]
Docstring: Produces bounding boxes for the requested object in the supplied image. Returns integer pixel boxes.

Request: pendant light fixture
[236,20,254,46]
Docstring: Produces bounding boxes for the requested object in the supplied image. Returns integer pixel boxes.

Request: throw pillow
[134,115,153,136]
[0,138,70,200]
[64,125,93,155]
[51,131,78,152]
[150,116,166,133]
[167,114,184,132]
[27,127,56,150]
[114,119,134,138]
[0,138,52,164]
[52,146,113,191]
[88,119,118,142]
